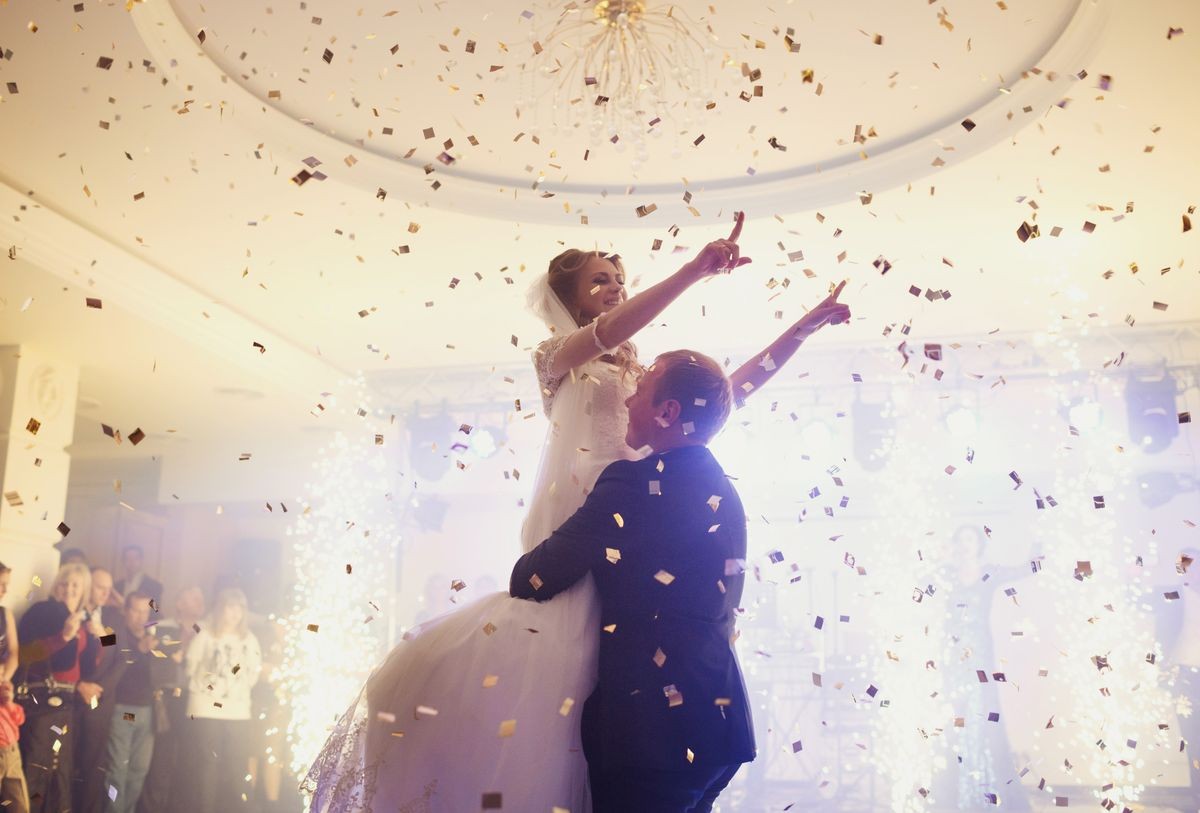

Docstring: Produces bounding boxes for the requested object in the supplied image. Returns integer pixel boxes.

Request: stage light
[408,407,457,481]
[410,494,449,533]
[1136,471,1197,509]
[1067,399,1103,431]
[944,407,978,439]
[1125,369,1178,454]
[468,426,501,459]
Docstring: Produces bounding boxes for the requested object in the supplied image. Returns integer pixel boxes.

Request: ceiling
[0,0,1197,495]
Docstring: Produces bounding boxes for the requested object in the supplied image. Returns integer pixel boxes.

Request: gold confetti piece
[529,573,544,590]
[602,624,617,633]
[653,648,667,667]
[707,495,722,511]
[482,675,499,688]
[559,698,575,716]
[497,719,516,738]
[612,513,624,528]
[414,705,438,718]
[654,570,675,585]
[86,297,103,309]
[306,623,319,633]
[605,548,621,564]
[25,418,40,435]
[686,748,695,763]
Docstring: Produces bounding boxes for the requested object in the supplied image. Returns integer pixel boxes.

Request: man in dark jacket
[511,350,755,812]
[81,592,157,813]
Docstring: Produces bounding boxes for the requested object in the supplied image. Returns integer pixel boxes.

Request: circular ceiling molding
[133,0,1112,226]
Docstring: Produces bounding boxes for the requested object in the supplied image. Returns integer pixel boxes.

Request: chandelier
[525,1,717,165]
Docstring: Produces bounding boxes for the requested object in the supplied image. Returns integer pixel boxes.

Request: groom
[511,350,756,812]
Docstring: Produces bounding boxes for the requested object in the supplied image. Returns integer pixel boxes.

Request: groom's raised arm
[510,460,638,602]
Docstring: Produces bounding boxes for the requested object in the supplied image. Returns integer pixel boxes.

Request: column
[0,345,78,613]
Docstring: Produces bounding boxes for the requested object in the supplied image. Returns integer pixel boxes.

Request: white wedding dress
[304,278,639,813]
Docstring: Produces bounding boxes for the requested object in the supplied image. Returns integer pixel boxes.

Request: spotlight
[410,494,449,533]
[408,407,457,481]
[468,426,503,459]
[1067,399,1103,431]
[944,407,978,439]
[1136,471,1197,509]
[1125,369,1178,454]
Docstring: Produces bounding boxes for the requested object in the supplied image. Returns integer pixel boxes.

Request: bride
[304,214,849,812]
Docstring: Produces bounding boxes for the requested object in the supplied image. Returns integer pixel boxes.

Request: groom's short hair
[652,350,733,443]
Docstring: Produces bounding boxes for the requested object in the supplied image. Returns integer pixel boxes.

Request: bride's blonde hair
[546,249,641,377]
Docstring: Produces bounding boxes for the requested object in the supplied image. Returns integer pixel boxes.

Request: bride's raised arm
[547,213,752,378]
[728,279,850,403]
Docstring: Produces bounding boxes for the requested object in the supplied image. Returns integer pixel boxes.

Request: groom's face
[624,361,666,451]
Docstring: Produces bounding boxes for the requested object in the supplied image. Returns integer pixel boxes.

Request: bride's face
[571,256,626,324]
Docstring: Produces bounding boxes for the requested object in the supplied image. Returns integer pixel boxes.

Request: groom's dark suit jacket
[511,445,756,773]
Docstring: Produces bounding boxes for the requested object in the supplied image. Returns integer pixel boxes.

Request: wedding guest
[87,568,121,630]
[113,547,162,608]
[15,563,104,813]
[0,677,29,813]
[76,572,133,813]
[58,550,89,568]
[96,593,157,813]
[0,562,28,813]
[0,563,19,683]
[180,588,262,813]
[136,586,205,813]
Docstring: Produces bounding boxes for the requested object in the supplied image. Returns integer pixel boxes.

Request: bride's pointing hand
[685,212,752,279]
[797,280,851,336]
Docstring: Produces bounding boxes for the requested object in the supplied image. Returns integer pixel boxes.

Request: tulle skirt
[304,575,601,813]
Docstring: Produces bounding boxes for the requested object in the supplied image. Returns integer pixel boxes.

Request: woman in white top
[182,588,262,813]
[305,214,851,812]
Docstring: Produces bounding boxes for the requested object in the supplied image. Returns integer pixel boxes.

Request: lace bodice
[534,334,638,466]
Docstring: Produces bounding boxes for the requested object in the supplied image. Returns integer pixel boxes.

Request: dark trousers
[136,691,185,813]
[76,700,114,813]
[18,702,74,813]
[178,717,252,813]
[589,762,740,813]
[582,696,741,813]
